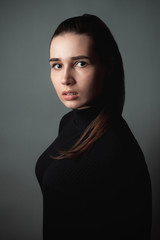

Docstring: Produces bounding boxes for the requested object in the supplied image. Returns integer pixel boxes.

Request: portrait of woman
[35,14,152,239]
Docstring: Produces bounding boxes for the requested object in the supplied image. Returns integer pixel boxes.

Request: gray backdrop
[0,0,159,239]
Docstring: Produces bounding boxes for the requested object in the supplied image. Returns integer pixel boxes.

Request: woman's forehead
[50,33,96,60]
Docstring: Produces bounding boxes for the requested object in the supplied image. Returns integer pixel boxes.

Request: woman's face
[49,33,105,109]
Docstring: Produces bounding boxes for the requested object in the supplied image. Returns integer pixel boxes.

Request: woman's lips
[62,91,78,101]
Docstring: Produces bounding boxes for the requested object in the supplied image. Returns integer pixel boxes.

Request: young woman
[35,14,152,239]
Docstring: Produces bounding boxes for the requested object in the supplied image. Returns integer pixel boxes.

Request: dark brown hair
[50,14,125,159]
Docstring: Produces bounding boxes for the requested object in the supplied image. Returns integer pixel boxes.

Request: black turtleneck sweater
[35,107,152,240]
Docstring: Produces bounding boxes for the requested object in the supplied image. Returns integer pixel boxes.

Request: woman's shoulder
[91,115,150,185]
[103,115,143,147]
[94,115,145,164]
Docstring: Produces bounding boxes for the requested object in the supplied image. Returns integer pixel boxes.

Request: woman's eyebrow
[71,55,91,60]
[49,58,60,62]
[49,55,91,62]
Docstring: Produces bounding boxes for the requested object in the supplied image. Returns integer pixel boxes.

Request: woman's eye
[76,61,88,68]
[52,63,61,69]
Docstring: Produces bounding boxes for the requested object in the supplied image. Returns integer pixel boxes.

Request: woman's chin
[62,101,85,110]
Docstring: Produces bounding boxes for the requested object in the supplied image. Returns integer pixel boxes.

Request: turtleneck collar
[72,105,103,130]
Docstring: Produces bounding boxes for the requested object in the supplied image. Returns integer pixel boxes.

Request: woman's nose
[61,67,76,85]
